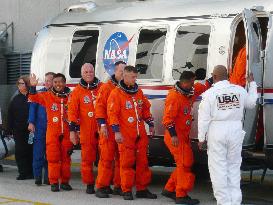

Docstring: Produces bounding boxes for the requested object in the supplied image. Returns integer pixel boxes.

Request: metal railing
[0,22,14,51]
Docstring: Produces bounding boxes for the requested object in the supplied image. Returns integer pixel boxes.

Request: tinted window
[173,25,210,80]
[69,30,99,78]
[135,28,167,79]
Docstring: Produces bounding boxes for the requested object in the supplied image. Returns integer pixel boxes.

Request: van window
[172,25,211,80]
[69,30,99,78]
[135,28,167,80]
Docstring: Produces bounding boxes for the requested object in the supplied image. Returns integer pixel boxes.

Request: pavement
[0,151,273,205]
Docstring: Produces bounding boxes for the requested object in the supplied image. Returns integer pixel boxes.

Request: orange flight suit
[95,78,120,189]
[67,79,101,185]
[29,87,72,185]
[163,82,209,197]
[107,84,153,193]
[229,46,247,87]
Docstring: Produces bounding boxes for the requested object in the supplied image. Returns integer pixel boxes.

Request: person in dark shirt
[0,107,3,172]
[8,75,33,180]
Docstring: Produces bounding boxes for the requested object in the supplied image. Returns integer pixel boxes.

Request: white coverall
[198,80,257,205]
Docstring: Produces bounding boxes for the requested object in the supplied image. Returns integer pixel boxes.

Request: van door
[242,9,263,149]
[263,14,273,161]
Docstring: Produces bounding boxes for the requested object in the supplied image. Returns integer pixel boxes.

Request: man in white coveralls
[198,65,258,205]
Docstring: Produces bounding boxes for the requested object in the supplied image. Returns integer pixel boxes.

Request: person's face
[17,79,28,94]
[123,71,138,86]
[44,74,54,89]
[180,78,195,90]
[81,66,94,83]
[53,77,66,92]
[115,64,125,81]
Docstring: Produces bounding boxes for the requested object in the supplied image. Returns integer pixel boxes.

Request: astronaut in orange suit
[107,65,157,201]
[29,73,72,192]
[68,63,101,194]
[95,61,126,198]
[229,46,246,87]
[162,71,212,205]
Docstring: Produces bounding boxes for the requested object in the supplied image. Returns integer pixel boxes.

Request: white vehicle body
[31,0,273,166]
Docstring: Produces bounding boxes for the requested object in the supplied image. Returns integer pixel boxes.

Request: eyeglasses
[18,82,25,85]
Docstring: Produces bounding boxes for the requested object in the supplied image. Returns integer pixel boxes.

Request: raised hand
[29,73,39,86]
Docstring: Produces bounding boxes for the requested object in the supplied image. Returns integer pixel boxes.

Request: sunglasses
[18,82,25,85]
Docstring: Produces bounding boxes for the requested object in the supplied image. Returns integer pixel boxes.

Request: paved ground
[1,151,273,205]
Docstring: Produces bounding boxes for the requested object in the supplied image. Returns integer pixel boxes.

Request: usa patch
[126,101,133,109]
[217,93,240,110]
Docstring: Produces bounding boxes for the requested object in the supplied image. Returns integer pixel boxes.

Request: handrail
[0,22,14,51]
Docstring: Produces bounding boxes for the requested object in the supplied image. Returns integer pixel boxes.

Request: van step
[243,151,265,160]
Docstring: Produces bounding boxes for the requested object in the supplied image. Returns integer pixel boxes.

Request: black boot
[60,183,72,191]
[105,186,113,194]
[136,189,157,199]
[43,178,50,185]
[16,175,26,180]
[35,177,42,186]
[112,187,122,195]
[86,184,95,194]
[123,192,133,200]
[161,189,176,200]
[176,196,200,205]
[95,188,109,198]
[51,184,60,192]
[0,165,3,172]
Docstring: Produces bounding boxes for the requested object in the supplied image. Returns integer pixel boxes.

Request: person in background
[229,45,246,87]
[28,72,55,186]
[195,68,206,83]
[0,107,3,172]
[8,75,33,180]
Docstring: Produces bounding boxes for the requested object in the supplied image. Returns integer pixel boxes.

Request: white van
[31,0,273,167]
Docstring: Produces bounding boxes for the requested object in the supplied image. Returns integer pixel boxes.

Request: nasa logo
[103,32,134,75]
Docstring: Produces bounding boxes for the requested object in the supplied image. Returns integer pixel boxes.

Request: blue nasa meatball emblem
[103,32,130,75]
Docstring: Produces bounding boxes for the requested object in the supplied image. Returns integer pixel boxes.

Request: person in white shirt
[198,65,258,205]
